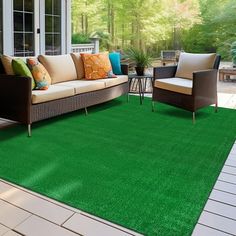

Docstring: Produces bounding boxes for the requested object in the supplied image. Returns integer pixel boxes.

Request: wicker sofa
[0,54,129,136]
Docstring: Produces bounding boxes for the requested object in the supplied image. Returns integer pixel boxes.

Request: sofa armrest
[0,75,32,124]
[193,69,218,98]
[121,64,129,75]
[153,66,177,80]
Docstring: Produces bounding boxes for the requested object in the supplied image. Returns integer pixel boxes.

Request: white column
[90,38,100,54]
[34,0,40,56]
[61,0,66,54]
[39,0,45,54]
[2,0,14,55]
[65,0,71,54]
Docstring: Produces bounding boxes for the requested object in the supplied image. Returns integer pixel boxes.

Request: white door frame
[35,0,40,55]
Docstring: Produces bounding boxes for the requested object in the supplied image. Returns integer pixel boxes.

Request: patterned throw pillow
[27,58,51,90]
[81,53,116,80]
[12,58,36,90]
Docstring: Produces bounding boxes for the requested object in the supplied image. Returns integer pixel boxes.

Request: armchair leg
[215,100,218,113]
[152,101,155,112]
[192,112,195,124]
[28,124,31,137]
[127,93,129,103]
[85,107,88,116]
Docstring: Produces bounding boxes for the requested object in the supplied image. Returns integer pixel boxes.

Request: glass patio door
[13,0,62,56]
[1,0,67,56]
[13,0,35,57]
[45,0,62,55]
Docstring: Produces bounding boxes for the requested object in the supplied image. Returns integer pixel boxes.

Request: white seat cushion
[32,85,75,104]
[175,52,216,80]
[54,80,106,94]
[154,77,193,95]
[97,75,128,88]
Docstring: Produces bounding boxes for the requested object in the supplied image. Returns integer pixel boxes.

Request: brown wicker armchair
[152,53,221,123]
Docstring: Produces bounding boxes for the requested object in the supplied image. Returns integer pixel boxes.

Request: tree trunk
[131,21,135,47]
[85,15,88,35]
[81,14,84,34]
[107,0,111,34]
[122,22,125,48]
[111,2,115,46]
[85,0,88,35]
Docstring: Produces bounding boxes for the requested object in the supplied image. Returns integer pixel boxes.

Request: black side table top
[128,74,153,79]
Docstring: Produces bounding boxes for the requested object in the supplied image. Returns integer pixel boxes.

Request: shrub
[72,33,91,44]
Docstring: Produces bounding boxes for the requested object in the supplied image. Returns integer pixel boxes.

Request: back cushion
[38,54,77,84]
[70,53,85,79]
[1,55,15,75]
[175,53,216,80]
[0,55,38,75]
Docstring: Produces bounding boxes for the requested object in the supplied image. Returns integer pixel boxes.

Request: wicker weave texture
[31,82,129,123]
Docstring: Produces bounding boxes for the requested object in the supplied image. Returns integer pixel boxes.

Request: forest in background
[72,0,236,60]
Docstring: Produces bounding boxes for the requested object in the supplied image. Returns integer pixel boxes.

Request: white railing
[71,44,94,53]
[71,38,99,54]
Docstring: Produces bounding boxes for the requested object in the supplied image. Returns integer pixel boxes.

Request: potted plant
[230,41,236,67]
[126,48,152,76]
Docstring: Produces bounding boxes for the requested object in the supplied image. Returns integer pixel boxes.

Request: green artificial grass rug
[0,95,235,236]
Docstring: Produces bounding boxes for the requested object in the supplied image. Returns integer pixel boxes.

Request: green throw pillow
[12,58,35,89]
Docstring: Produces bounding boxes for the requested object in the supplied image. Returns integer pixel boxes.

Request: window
[45,0,61,55]
[13,0,34,57]
[0,0,3,54]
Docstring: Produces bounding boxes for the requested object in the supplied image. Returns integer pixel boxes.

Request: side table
[219,68,236,81]
[128,74,154,104]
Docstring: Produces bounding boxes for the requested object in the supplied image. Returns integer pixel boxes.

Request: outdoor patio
[0,0,236,235]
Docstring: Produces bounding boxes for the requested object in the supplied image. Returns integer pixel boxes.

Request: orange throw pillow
[81,53,116,80]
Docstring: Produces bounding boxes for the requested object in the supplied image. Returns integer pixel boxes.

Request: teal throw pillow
[12,58,35,89]
[109,52,123,75]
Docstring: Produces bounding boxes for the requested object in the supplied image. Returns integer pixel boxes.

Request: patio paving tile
[204,199,236,221]
[222,166,236,175]
[231,148,236,155]
[0,179,81,214]
[218,173,236,185]
[0,223,9,235]
[192,223,231,236]
[63,213,134,236]
[225,159,236,168]
[228,153,236,160]
[15,215,78,236]
[3,231,22,236]
[210,189,236,206]
[214,181,236,195]
[198,211,236,235]
[0,199,31,229]
[0,181,74,225]
[80,212,143,236]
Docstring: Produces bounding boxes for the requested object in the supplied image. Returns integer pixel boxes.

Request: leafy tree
[72,0,236,60]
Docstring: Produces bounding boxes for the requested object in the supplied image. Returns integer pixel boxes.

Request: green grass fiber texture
[0,96,235,235]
